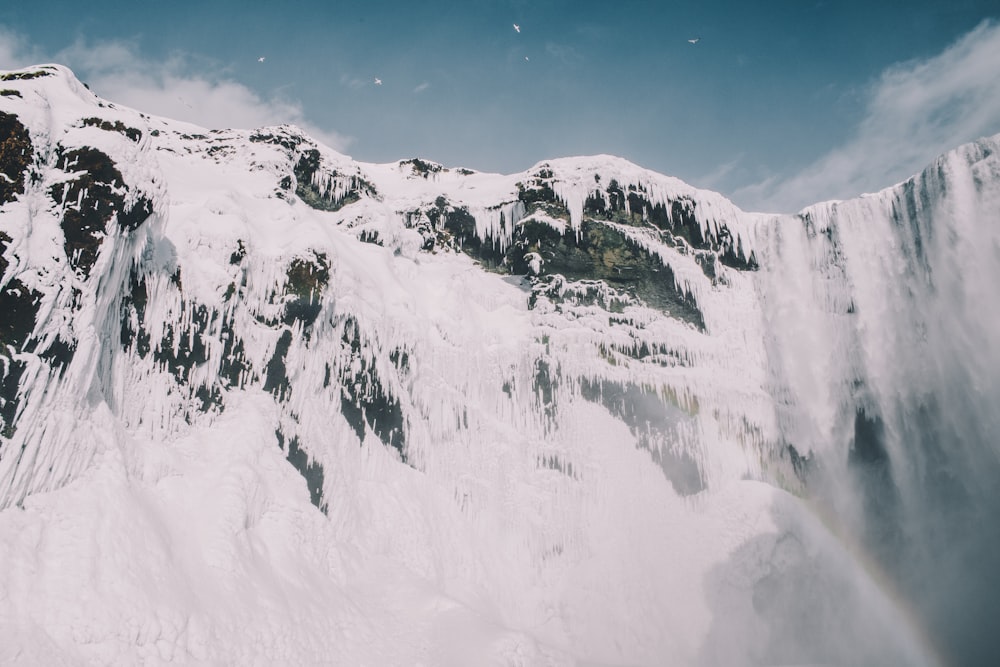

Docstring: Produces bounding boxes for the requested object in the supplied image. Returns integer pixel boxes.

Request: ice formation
[1,64,997,665]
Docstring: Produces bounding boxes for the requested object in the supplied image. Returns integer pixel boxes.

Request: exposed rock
[119,271,242,414]
[80,117,142,142]
[0,232,39,439]
[0,69,54,81]
[276,428,327,513]
[533,356,558,426]
[399,158,443,178]
[0,112,33,204]
[283,253,330,328]
[336,317,408,461]
[440,204,505,266]
[264,329,293,400]
[517,174,572,230]
[293,149,377,211]
[519,219,705,329]
[249,129,303,152]
[528,275,635,313]
[51,147,153,276]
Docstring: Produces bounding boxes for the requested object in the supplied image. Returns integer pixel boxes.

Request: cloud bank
[733,20,1000,213]
[0,28,349,152]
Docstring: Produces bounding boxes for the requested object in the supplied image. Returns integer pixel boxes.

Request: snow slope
[2,64,996,665]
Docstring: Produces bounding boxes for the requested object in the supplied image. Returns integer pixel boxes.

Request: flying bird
[688,37,701,44]
[513,23,521,33]
[257,56,265,62]
[374,78,382,85]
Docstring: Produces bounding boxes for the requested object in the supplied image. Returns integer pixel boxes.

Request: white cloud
[0,26,41,68]
[0,29,350,152]
[734,20,1000,213]
[695,153,745,192]
[413,82,430,94]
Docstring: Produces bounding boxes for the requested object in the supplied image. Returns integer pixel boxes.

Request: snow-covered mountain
[1,64,997,666]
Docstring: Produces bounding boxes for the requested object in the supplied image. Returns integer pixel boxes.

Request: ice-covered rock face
[0,64,996,665]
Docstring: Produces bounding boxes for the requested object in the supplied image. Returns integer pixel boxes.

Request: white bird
[513,23,520,33]
[688,37,700,44]
[257,56,265,62]
[525,56,530,61]
[374,78,382,85]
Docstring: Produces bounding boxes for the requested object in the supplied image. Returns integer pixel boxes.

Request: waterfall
[757,136,1000,666]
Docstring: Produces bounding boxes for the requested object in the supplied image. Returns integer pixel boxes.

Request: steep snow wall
[1,64,996,665]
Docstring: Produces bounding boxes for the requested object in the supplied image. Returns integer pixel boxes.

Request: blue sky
[2,1,999,212]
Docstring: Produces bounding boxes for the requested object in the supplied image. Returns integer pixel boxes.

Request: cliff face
[0,65,776,511]
[0,64,996,665]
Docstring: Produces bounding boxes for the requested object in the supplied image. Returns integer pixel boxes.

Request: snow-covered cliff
[0,64,996,665]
